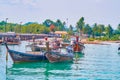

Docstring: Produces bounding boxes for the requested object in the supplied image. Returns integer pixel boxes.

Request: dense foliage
[0,17,120,40]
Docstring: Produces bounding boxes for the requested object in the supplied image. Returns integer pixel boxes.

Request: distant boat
[71,36,85,53]
[118,46,120,50]
[73,42,85,53]
[1,37,21,45]
[4,43,47,63]
[1,32,21,45]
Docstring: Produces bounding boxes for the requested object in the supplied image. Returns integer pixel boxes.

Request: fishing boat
[45,49,74,63]
[1,37,21,45]
[4,43,47,63]
[73,42,85,52]
[72,36,85,53]
[27,43,53,51]
[45,41,74,63]
[118,45,120,50]
[1,32,21,45]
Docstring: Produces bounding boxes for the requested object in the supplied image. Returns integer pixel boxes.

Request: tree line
[75,17,120,41]
[0,17,120,40]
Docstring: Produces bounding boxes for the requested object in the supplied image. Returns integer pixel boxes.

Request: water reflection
[7,61,73,80]
[5,42,120,80]
[118,51,120,55]
[6,47,85,80]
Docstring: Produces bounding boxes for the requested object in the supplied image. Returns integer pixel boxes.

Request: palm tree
[76,17,85,36]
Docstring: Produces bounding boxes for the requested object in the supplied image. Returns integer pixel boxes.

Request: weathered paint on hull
[45,52,74,63]
[73,44,85,53]
[8,50,47,63]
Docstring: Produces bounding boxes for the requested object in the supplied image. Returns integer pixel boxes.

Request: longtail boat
[4,43,47,63]
[72,36,85,53]
[45,50,74,63]
[1,40,21,45]
[1,32,21,45]
[45,41,74,63]
[73,42,85,52]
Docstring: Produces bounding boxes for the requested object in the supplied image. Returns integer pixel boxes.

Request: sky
[0,0,120,29]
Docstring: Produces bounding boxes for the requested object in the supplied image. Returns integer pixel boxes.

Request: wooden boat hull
[73,43,85,52]
[45,51,74,63]
[1,42,21,45]
[61,43,69,47]
[6,42,21,45]
[8,50,47,63]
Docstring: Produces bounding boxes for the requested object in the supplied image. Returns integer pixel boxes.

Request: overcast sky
[0,0,120,29]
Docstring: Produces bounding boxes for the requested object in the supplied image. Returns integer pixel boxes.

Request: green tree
[117,24,120,30]
[68,25,73,35]
[105,24,113,38]
[43,19,54,27]
[55,19,65,31]
[117,24,120,34]
[97,24,105,37]
[92,23,98,38]
[83,24,92,37]
[76,17,85,36]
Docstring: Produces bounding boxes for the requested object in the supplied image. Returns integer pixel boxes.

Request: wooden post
[45,37,49,52]
[4,42,9,75]
[76,36,79,42]
[46,41,49,52]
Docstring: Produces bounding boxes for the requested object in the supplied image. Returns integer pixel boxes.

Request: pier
[0,33,56,41]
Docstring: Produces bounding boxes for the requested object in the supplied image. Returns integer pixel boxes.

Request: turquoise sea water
[0,41,120,80]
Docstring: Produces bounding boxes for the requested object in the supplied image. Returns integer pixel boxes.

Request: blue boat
[4,43,47,63]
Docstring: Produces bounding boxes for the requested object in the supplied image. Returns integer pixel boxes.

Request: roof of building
[55,31,68,35]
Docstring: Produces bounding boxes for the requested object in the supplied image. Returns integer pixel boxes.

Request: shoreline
[27,38,120,45]
[81,39,120,44]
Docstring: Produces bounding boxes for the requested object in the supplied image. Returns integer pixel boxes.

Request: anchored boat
[45,41,74,63]
[4,43,47,63]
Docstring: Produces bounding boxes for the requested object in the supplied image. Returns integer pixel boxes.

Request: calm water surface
[0,41,120,80]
